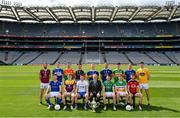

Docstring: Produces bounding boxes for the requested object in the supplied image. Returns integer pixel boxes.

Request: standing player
[114,75,129,106]
[103,75,116,111]
[75,73,89,110]
[125,64,136,83]
[87,64,99,82]
[64,63,74,81]
[75,63,85,82]
[100,63,113,83]
[62,74,76,110]
[45,73,62,109]
[128,73,143,111]
[52,62,63,83]
[113,63,125,83]
[136,62,150,106]
[39,63,51,104]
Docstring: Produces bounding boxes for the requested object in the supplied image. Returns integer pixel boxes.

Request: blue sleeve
[96,71,99,76]
[52,69,55,74]
[49,81,52,86]
[87,71,90,75]
[110,70,112,75]
[61,69,64,74]
[100,70,103,75]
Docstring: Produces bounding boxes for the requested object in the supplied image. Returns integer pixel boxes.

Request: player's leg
[144,86,150,106]
[45,92,53,109]
[135,93,143,111]
[62,92,68,110]
[56,93,62,105]
[112,92,117,110]
[40,88,44,104]
[116,92,120,105]
[103,92,107,110]
[129,93,134,110]
[74,93,78,107]
[84,93,88,110]
[71,93,75,110]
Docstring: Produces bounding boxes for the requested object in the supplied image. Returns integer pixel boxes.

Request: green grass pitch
[0,64,180,117]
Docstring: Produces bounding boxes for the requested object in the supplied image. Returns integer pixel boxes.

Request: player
[103,75,116,111]
[100,63,113,83]
[128,73,143,111]
[89,74,102,104]
[113,63,125,83]
[75,73,89,110]
[52,62,63,83]
[87,64,99,82]
[39,63,51,104]
[125,64,136,83]
[75,63,85,82]
[45,73,62,109]
[136,62,150,106]
[64,63,74,81]
[62,74,76,110]
[114,74,129,106]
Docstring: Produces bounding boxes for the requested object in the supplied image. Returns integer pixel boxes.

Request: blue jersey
[125,69,136,82]
[100,69,112,82]
[87,70,99,81]
[52,68,63,82]
[49,81,61,92]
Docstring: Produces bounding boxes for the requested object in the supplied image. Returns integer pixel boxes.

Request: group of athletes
[39,62,150,111]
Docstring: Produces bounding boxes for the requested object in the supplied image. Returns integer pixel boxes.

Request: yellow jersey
[136,68,150,84]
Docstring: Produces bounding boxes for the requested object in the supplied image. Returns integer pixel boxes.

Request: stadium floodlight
[5,29,9,34]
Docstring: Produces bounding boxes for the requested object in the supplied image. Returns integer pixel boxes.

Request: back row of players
[39,62,150,111]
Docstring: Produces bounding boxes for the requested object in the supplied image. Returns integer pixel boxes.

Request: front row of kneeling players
[45,72,142,111]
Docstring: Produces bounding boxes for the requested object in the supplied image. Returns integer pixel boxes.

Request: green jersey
[103,81,114,92]
[115,80,127,92]
[113,69,124,83]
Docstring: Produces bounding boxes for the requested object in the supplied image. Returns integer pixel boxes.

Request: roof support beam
[129,7,141,21]
[11,7,20,21]
[91,6,95,22]
[46,7,58,22]
[110,7,118,22]
[23,8,40,22]
[168,6,177,21]
[147,7,164,21]
[69,7,76,22]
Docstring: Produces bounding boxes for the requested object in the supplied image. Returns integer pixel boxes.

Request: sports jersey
[87,70,99,81]
[113,69,124,83]
[76,80,88,92]
[136,68,150,84]
[40,69,50,83]
[115,80,126,92]
[75,69,85,81]
[128,79,139,94]
[64,68,74,80]
[49,80,61,92]
[103,80,114,92]
[52,68,63,82]
[100,68,112,82]
[125,69,136,82]
[64,79,75,92]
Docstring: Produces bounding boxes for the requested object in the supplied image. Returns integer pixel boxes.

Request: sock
[46,98,51,106]
[57,98,62,105]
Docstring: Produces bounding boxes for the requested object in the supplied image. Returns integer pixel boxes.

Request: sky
[2,0,180,7]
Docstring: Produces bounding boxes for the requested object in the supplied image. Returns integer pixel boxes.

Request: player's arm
[113,85,115,93]
[72,83,76,93]
[39,71,41,81]
[86,83,89,95]
[59,85,62,94]
[147,69,150,80]
[75,83,78,94]
[63,82,67,92]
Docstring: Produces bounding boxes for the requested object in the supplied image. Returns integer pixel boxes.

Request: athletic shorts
[64,92,74,96]
[105,92,114,98]
[49,92,60,98]
[78,92,86,98]
[139,83,149,89]
[40,83,49,89]
[117,92,128,96]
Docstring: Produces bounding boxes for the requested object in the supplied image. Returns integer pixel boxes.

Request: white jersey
[77,80,89,92]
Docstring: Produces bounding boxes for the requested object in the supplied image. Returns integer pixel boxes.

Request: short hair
[117,63,121,65]
[140,62,144,64]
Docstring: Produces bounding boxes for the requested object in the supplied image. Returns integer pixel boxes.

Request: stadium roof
[0,0,180,23]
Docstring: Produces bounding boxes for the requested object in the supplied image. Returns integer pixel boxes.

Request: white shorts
[105,92,114,98]
[40,83,49,89]
[64,92,74,96]
[117,92,128,96]
[49,92,60,98]
[139,83,149,89]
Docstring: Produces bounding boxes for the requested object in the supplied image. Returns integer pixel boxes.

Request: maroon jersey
[128,79,139,94]
[40,69,51,83]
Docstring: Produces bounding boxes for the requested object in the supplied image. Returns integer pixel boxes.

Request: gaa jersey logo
[140,72,145,76]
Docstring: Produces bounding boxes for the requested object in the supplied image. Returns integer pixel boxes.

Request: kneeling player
[75,74,89,110]
[115,75,129,106]
[128,73,142,111]
[62,74,76,110]
[45,73,62,109]
[103,75,116,111]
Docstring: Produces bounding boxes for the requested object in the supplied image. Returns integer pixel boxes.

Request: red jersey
[40,69,51,83]
[128,79,139,94]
